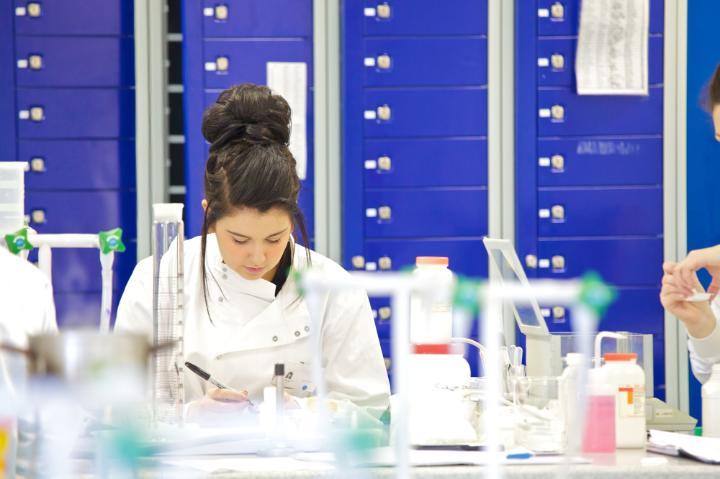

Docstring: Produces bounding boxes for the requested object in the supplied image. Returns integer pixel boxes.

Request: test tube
[152,203,185,425]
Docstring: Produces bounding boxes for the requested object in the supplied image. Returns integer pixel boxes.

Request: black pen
[185,360,233,390]
[184,361,256,406]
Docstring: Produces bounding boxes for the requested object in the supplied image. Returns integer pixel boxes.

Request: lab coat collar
[206,233,277,302]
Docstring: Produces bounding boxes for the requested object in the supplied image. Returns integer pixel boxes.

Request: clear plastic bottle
[702,364,720,437]
[152,203,185,425]
[582,368,616,453]
[410,256,454,345]
[601,352,646,448]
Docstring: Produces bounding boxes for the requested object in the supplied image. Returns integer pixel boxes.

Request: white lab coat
[0,247,57,347]
[115,234,390,415]
[688,298,720,384]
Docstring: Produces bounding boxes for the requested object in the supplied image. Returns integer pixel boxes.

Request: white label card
[267,62,308,180]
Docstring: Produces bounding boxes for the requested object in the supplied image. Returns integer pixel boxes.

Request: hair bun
[202,83,291,152]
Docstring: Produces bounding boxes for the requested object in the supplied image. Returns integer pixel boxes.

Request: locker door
[202,0,312,37]
[537,188,663,236]
[364,189,488,238]
[14,0,133,35]
[15,37,134,87]
[363,88,487,137]
[203,39,312,89]
[21,140,136,190]
[537,138,662,187]
[364,138,488,188]
[537,87,663,137]
[16,89,135,139]
[536,0,664,36]
[363,38,487,87]
[363,0,488,36]
[536,238,663,286]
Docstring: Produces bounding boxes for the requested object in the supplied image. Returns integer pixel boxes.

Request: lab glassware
[152,203,185,425]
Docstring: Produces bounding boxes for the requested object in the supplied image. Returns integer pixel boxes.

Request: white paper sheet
[575,0,649,95]
[266,62,308,180]
[648,429,720,464]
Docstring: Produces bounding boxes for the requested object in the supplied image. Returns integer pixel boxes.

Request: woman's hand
[660,262,716,338]
[186,388,252,424]
[673,245,720,300]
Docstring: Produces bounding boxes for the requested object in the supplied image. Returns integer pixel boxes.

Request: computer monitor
[483,237,552,376]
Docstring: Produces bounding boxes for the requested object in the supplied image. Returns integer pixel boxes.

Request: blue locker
[364,138,487,188]
[537,87,663,137]
[26,191,137,235]
[203,39,313,89]
[363,0,488,36]
[364,189,487,238]
[537,188,663,236]
[536,238,663,286]
[16,89,135,139]
[15,37,134,87]
[21,140,136,190]
[363,38,487,87]
[537,138,662,187]
[13,0,134,35]
[0,3,17,161]
[53,291,121,328]
[536,36,664,87]
[370,297,392,339]
[363,238,488,277]
[363,88,487,138]
[536,0,664,36]
[28,244,136,293]
[202,0,312,37]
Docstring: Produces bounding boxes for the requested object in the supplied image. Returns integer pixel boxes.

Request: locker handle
[525,254,538,269]
[551,154,565,171]
[27,2,41,17]
[550,2,564,20]
[378,307,392,321]
[378,256,392,270]
[377,105,392,121]
[551,54,565,70]
[378,206,392,220]
[377,3,391,19]
[351,255,366,269]
[377,54,392,70]
[214,4,229,20]
[31,209,46,225]
[551,255,565,271]
[30,158,46,173]
[553,306,566,319]
[30,107,44,122]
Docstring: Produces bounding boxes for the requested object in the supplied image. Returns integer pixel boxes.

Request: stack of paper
[648,429,720,464]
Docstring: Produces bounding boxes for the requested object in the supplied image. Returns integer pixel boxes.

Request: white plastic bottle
[601,353,646,448]
[410,256,454,345]
[702,364,720,437]
[406,346,475,445]
[559,353,585,450]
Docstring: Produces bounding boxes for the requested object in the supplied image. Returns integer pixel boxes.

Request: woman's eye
[232,239,248,245]
[267,239,281,244]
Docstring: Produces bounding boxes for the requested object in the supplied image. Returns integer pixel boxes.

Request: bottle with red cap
[600,352,646,448]
[410,256,454,346]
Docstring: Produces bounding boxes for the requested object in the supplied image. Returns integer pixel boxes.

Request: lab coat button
[272,335,278,342]
[218,297,224,303]
[294,331,300,337]
[304,326,310,332]
[222,274,227,280]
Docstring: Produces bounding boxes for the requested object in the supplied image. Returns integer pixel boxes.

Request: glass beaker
[510,376,564,453]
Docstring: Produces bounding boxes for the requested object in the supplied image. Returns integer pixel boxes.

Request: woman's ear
[201,199,208,211]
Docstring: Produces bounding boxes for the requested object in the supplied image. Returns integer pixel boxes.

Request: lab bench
[143,450,718,478]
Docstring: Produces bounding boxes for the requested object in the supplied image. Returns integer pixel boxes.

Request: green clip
[4,228,33,255]
[98,228,126,254]
[452,275,482,315]
[292,269,305,297]
[579,271,617,318]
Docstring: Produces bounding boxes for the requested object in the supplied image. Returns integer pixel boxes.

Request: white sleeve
[114,256,153,340]
[320,287,391,418]
[39,275,57,334]
[687,299,720,384]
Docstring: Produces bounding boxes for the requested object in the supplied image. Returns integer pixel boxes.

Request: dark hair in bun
[200,84,311,316]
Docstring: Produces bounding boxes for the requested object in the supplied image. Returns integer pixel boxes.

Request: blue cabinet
[1,1,137,327]
[344,1,489,378]
[183,0,315,238]
[516,0,666,398]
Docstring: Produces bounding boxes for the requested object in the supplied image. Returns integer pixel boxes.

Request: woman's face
[211,205,293,281]
[713,104,720,142]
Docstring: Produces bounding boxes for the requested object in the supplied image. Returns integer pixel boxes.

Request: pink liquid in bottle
[583,394,616,453]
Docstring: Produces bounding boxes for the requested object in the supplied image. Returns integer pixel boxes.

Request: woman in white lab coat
[660,65,720,383]
[115,84,390,419]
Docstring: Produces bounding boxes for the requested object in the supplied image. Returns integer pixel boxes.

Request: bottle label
[617,385,645,418]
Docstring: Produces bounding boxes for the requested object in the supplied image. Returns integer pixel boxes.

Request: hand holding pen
[185,361,256,422]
